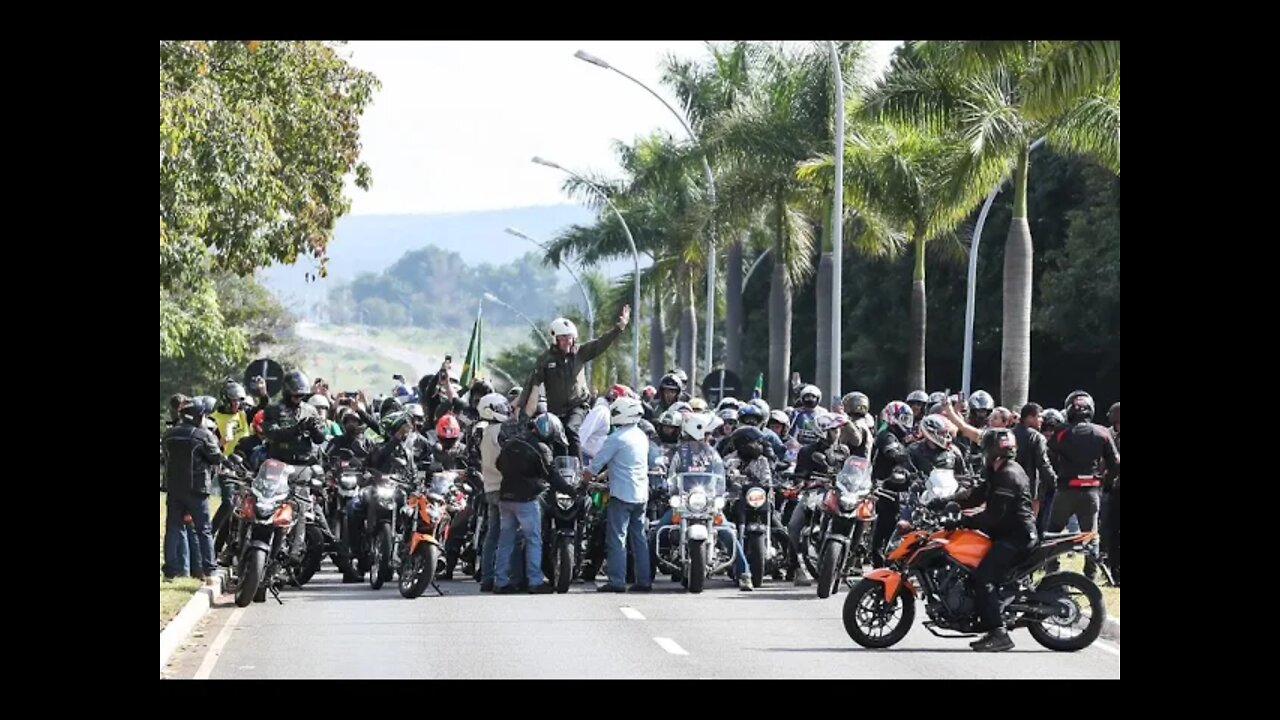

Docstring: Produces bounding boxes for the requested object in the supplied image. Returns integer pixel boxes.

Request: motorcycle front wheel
[843,578,914,649]
[399,542,438,599]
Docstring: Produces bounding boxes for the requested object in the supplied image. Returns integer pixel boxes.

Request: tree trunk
[678,276,697,384]
[769,196,792,411]
[649,285,665,387]
[908,231,927,393]
[1001,144,1034,411]
[725,234,745,375]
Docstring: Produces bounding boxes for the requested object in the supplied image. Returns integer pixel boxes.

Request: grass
[159,492,222,631]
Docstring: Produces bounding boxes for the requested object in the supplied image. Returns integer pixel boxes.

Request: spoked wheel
[842,578,914,649]
[1026,572,1105,651]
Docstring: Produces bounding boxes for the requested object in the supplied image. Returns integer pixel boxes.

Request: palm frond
[1023,41,1121,120]
[1044,72,1120,174]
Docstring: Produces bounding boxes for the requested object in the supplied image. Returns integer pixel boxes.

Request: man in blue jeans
[161,396,223,582]
[494,413,579,594]
[584,396,652,593]
[475,394,526,592]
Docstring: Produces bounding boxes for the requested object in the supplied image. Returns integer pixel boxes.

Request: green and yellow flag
[752,372,764,400]
[460,302,483,388]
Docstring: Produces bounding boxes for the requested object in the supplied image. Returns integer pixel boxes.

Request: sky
[338,41,902,216]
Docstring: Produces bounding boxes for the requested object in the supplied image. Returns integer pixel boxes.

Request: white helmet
[308,395,331,409]
[705,415,724,437]
[609,396,644,426]
[478,392,511,422]
[748,398,771,416]
[800,385,822,404]
[682,412,711,440]
[549,318,578,340]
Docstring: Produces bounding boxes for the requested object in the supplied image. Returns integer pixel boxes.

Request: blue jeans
[482,492,525,586]
[654,509,747,577]
[164,490,215,578]
[606,499,651,588]
[497,499,544,587]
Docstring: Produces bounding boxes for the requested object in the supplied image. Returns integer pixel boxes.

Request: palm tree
[800,123,993,392]
[867,40,1120,408]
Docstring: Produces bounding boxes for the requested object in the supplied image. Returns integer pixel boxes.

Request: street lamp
[505,225,596,380]
[482,292,544,345]
[961,136,1047,397]
[574,48,718,385]
[532,155,640,390]
[828,41,845,399]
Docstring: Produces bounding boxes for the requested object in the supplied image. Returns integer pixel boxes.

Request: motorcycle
[542,456,592,594]
[653,472,735,593]
[842,500,1107,651]
[325,450,363,580]
[814,455,881,599]
[730,463,790,588]
[294,464,334,586]
[232,459,303,607]
[398,471,455,599]
[364,461,412,591]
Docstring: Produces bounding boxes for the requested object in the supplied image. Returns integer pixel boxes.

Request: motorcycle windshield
[678,472,723,496]
[836,456,873,497]
[921,467,958,503]
[554,456,581,488]
[428,473,453,497]
[253,460,291,500]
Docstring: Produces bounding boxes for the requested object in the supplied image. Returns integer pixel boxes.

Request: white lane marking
[620,606,645,620]
[194,608,246,680]
[1093,640,1120,656]
[653,637,689,656]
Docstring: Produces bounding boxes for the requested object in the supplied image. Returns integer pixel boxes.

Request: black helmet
[659,374,684,394]
[380,396,404,417]
[1042,408,1066,431]
[1064,391,1095,424]
[181,395,216,424]
[470,379,494,398]
[981,427,1017,464]
[451,397,468,415]
[731,425,766,460]
[532,412,567,447]
[221,380,247,404]
[282,370,310,400]
[841,391,870,416]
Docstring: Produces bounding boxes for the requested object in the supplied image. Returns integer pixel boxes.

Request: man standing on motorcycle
[162,395,224,582]
[787,412,850,586]
[262,371,327,565]
[514,306,630,458]
[929,428,1037,652]
[584,396,652,593]
[494,413,579,594]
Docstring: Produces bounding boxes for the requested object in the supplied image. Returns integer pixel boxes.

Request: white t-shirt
[579,402,612,460]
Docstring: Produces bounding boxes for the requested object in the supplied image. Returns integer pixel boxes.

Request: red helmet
[607,384,636,402]
[435,414,461,440]
[641,385,657,401]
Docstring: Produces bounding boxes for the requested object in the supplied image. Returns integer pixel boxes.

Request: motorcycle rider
[906,390,930,425]
[262,371,327,565]
[1043,392,1120,580]
[931,427,1037,653]
[838,392,875,459]
[514,306,631,458]
[494,412,580,594]
[328,407,375,461]
[868,402,918,567]
[307,394,342,439]
[652,373,685,415]
[726,425,788,585]
[788,412,851,586]
[654,409,683,460]
[790,385,824,445]
[211,380,251,455]
[968,390,996,429]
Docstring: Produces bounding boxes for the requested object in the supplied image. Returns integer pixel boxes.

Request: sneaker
[738,576,754,592]
[529,582,555,594]
[970,629,1014,653]
[494,584,519,595]
[628,584,652,593]
[794,567,812,587]
[480,580,495,593]
[596,584,627,593]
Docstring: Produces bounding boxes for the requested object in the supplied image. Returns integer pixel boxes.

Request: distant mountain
[259,204,641,317]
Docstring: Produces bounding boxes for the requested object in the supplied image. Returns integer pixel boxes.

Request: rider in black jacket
[787,413,850,586]
[868,402,918,566]
[162,396,223,580]
[1044,391,1119,579]
[936,428,1037,653]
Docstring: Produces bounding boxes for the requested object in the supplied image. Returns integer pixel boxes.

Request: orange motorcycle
[398,471,459,599]
[842,503,1106,651]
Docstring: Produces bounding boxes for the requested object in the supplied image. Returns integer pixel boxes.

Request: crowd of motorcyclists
[161,304,1119,651]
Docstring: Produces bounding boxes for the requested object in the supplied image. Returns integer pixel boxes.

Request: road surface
[163,570,1120,679]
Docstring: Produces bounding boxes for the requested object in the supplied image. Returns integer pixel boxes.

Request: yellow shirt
[210,410,250,454]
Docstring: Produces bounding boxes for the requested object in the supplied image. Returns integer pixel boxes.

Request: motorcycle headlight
[556,493,574,510]
[745,488,767,508]
[669,495,683,508]
[376,486,395,500]
[714,496,725,510]
[687,491,708,512]
[839,493,858,512]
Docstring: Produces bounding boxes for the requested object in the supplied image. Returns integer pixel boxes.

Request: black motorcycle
[813,455,881,598]
[730,463,790,588]
[541,456,591,593]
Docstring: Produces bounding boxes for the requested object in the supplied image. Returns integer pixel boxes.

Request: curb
[1101,615,1119,643]
[160,576,225,672]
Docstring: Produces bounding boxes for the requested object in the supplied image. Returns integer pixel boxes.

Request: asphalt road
[163,569,1120,679]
